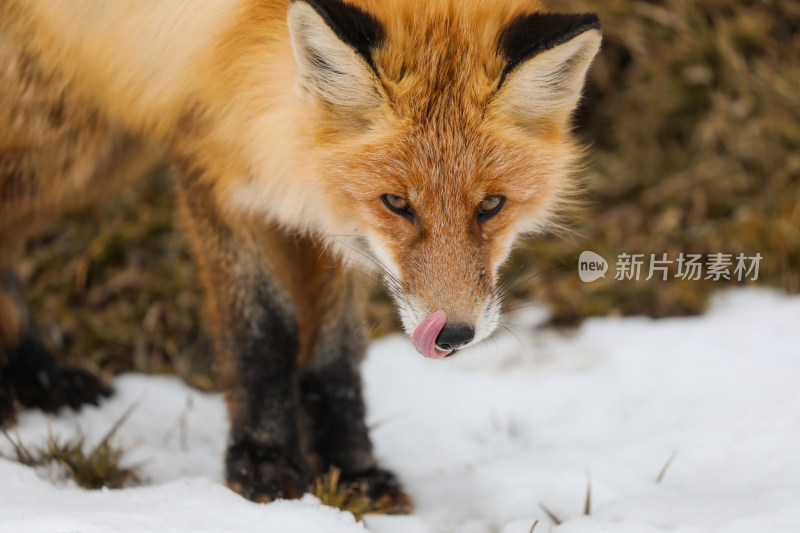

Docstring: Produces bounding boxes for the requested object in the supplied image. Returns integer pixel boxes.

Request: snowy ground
[1,288,799,533]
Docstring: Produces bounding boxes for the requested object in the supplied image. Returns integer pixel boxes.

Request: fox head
[286,0,601,357]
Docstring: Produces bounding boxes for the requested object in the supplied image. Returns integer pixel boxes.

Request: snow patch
[2,288,799,532]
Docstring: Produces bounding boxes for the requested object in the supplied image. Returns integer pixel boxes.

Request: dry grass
[518,0,800,323]
[20,171,213,387]
[1,405,139,490]
[309,466,402,522]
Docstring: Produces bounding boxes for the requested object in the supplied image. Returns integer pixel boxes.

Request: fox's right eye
[382,194,413,219]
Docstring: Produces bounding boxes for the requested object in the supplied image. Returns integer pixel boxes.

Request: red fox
[0,0,601,505]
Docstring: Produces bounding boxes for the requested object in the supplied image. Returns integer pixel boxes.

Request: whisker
[497,324,529,356]
[327,236,412,308]
[493,264,571,306]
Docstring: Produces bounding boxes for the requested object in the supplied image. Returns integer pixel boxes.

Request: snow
[1,288,799,532]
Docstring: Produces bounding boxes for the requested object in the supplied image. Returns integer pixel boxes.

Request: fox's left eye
[477,196,506,221]
[382,194,413,219]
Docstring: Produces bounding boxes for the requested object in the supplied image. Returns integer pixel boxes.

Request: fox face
[286,0,601,357]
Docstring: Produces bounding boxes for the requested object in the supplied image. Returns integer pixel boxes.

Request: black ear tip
[289,0,385,70]
[582,12,602,32]
[499,11,603,80]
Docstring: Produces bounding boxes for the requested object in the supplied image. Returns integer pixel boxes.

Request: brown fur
[0,292,20,348]
[0,12,163,235]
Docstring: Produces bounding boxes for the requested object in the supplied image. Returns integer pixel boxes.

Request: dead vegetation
[1,405,140,490]
[309,466,404,521]
[522,0,800,323]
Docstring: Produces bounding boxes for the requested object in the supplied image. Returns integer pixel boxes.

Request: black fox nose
[435,324,475,351]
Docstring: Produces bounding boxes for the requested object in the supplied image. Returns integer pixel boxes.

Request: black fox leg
[0,270,110,424]
[220,278,308,502]
[175,163,309,501]
[0,304,14,426]
[0,266,15,425]
[0,366,13,426]
[301,341,373,474]
[299,268,412,511]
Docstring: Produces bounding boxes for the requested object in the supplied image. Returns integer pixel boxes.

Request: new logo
[579,251,608,283]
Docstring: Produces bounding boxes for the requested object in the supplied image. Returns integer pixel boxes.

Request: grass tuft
[1,404,140,490]
[310,466,401,522]
[3,429,139,490]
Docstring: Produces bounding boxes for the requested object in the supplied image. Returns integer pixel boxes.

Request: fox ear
[287,0,385,112]
[495,13,601,124]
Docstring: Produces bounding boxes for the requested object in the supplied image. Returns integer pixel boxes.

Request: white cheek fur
[363,229,515,345]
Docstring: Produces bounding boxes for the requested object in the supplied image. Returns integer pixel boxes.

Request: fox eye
[382,194,413,218]
[477,195,506,221]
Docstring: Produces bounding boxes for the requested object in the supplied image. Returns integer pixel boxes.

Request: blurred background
[20,0,800,389]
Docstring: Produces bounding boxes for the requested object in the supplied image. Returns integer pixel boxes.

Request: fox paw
[13,364,111,413]
[341,466,414,514]
[226,441,310,502]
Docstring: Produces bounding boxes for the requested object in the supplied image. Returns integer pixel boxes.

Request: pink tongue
[412,310,452,359]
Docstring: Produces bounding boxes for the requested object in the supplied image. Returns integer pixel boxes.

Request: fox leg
[175,162,311,502]
[0,369,12,426]
[0,241,110,426]
[297,253,412,511]
[0,269,15,425]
